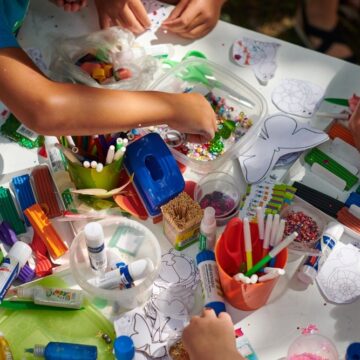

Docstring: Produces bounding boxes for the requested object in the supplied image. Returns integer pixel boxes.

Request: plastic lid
[114,336,135,360]
[202,207,216,226]
[324,222,344,241]
[128,258,154,281]
[346,343,360,360]
[196,249,215,264]
[84,222,104,245]
[297,265,317,285]
[8,241,32,268]
[205,301,226,316]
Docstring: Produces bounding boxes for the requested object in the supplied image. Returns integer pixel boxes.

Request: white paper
[317,243,360,304]
[232,37,280,85]
[238,114,329,184]
[272,79,325,117]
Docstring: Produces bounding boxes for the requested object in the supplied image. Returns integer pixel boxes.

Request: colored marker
[269,214,280,249]
[96,163,104,173]
[90,161,97,169]
[233,273,251,284]
[65,135,76,148]
[83,161,90,168]
[258,271,282,283]
[262,214,273,258]
[250,274,258,284]
[274,219,286,246]
[105,145,115,165]
[263,267,285,275]
[324,98,349,107]
[113,147,125,161]
[243,217,253,271]
[256,206,265,241]
[245,232,298,277]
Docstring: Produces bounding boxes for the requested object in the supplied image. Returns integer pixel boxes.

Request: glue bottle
[297,222,344,284]
[199,207,217,250]
[346,343,360,360]
[0,332,14,359]
[96,258,154,289]
[0,241,32,302]
[25,342,97,360]
[84,222,107,272]
[196,250,226,316]
[114,336,135,360]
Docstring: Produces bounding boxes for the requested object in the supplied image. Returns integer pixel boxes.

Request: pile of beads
[199,191,236,217]
[284,211,319,243]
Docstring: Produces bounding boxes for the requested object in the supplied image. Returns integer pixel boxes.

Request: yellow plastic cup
[67,157,123,190]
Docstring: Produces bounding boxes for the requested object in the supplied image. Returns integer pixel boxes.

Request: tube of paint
[15,286,84,309]
[297,222,344,285]
[95,258,154,289]
[0,241,32,302]
[84,222,107,272]
[0,332,14,360]
[196,250,226,315]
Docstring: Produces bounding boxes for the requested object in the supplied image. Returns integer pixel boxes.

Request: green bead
[223,120,236,132]
[219,126,231,139]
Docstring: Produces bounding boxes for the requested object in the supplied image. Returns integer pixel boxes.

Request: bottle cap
[196,249,215,265]
[297,264,317,285]
[205,301,226,316]
[202,207,216,226]
[346,342,360,360]
[114,336,135,360]
[84,222,104,246]
[128,258,154,281]
[324,222,344,241]
[8,241,32,268]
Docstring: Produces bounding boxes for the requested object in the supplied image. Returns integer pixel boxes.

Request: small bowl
[194,172,241,220]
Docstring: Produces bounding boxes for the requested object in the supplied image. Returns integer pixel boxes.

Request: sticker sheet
[141,0,172,32]
[272,79,325,117]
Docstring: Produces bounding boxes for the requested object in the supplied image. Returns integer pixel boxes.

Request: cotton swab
[246,231,298,277]
[243,217,253,271]
[262,214,273,258]
[256,207,265,241]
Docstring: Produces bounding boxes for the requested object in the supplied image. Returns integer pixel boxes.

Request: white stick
[256,206,265,240]
[263,214,273,252]
[105,145,115,164]
[258,272,282,282]
[233,273,251,284]
[274,219,286,246]
[263,267,286,275]
[270,214,280,247]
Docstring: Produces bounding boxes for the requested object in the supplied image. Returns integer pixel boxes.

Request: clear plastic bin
[148,58,267,173]
[70,218,161,311]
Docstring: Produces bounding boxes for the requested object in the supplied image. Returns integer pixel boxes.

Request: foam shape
[272,79,324,117]
[238,114,328,184]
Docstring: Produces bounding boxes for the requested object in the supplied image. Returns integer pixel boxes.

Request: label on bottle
[0,257,20,301]
[87,243,107,271]
[198,260,224,305]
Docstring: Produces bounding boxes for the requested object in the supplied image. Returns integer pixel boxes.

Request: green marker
[245,232,298,277]
[324,98,349,107]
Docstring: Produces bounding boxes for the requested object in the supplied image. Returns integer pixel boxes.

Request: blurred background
[221,0,360,65]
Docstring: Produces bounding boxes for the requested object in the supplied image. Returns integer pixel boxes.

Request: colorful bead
[284,211,319,243]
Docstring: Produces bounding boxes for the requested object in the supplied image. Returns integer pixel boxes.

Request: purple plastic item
[0,221,18,246]
[17,263,35,283]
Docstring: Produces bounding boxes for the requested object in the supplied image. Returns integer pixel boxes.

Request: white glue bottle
[16,286,84,309]
[0,241,32,302]
[96,258,154,289]
[199,207,217,250]
[196,250,226,315]
[84,222,107,272]
[298,222,344,284]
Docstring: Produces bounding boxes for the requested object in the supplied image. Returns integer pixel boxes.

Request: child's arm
[161,0,226,39]
[0,48,217,142]
[94,0,150,34]
[49,0,87,12]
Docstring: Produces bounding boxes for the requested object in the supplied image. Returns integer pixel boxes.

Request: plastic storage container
[70,218,161,311]
[148,58,267,173]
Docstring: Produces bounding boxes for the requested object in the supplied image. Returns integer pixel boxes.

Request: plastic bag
[49,27,158,90]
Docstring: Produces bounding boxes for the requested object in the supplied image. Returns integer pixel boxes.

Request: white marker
[263,267,286,275]
[274,219,286,246]
[233,273,251,284]
[114,147,125,161]
[270,214,280,248]
[83,161,90,168]
[250,274,258,284]
[105,145,115,165]
[96,163,104,173]
[90,161,97,169]
[258,271,283,283]
[263,214,273,256]
[256,207,265,241]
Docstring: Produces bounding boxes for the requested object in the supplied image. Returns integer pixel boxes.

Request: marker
[263,267,285,275]
[65,136,76,148]
[96,163,104,173]
[274,219,286,246]
[245,232,298,277]
[90,161,97,169]
[262,214,273,258]
[269,214,280,248]
[83,161,90,168]
[113,147,125,161]
[243,217,253,271]
[105,145,115,165]
[258,271,282,283]
[256,207,265,241]
[54,143,81,165]
[250,274,258,284]
[233,273,251,284]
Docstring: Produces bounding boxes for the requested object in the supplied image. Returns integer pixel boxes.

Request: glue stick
[196,250,226,315]
[298,222,344,285]
[0,241,32,303]
[84,222,107,272]
[199,207,217,250]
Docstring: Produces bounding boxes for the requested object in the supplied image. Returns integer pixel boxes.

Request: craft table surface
[1,1,360,359]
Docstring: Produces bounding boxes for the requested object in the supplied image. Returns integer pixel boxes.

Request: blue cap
[205,301,226,316]
[196,250,215,265]
[346,343,360,360]
[114,336,135,360]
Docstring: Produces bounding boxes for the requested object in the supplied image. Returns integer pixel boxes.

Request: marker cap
[8,241,32,268]
[346,342,360,360]
[84,222,104,247]
[114,336,135,360]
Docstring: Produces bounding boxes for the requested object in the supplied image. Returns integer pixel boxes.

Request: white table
[3,1,360,359]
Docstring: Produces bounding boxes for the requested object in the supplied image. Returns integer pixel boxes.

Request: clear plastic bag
[49,27,158,90]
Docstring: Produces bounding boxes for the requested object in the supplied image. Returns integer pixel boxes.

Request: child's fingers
[163,0,190,22]
[98,14,113,29]
[179,23,212,39]
[128,0,151,29]
[118,5,146,34]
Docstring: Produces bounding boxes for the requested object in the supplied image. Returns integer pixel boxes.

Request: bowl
[70,218,161,311]
[194,172,241,221]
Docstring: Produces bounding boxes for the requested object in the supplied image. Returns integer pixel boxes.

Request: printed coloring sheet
[272,79,325,117]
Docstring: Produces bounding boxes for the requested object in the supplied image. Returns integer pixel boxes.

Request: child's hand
[182,309,245,360]
[349,101,360,151]
[94,0,151,34]
[50,0,87,12]
[161,0,225,39]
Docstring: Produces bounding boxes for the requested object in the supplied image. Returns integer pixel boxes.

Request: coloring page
[317,243,360,304]
[238,114,329,184]
[232,37,280,85]
[0,103,9,122]
[25,48,48,74]
[272,79,325,117]
[141,0,172,32]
